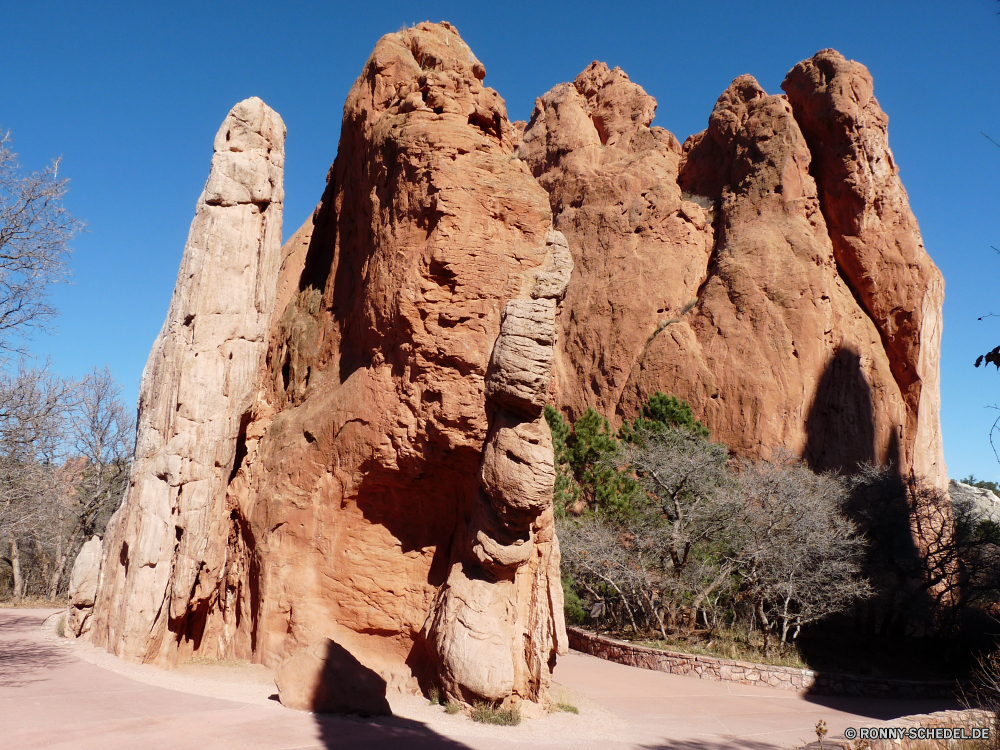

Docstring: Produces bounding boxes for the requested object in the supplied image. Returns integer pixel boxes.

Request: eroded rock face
[521,54,946,492]
[86,97,286,662]
[949,480,1000,525]
[87,23,567,711]
[424,230,571,705]
[781,50,946,490]
[84,32,947,713]
[519,62,708,423]
[231,22,567,709]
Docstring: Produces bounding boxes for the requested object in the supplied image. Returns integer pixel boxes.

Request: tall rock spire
[83,98,286,660]
[83,22,567,714]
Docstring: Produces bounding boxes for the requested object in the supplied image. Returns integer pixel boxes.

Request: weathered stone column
[82,98,285,662]
[424,230,572,713]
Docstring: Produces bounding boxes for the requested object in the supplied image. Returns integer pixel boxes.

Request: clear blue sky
[1,1,997,480]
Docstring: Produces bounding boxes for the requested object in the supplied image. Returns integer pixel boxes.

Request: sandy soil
[40,610,631,747]
[12,608,959,749]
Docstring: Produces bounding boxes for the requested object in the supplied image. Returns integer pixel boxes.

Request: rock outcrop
[81,25,949,714]
[949,480,1000,525]
[520,53,946,492]
[423,231,571,705]
[85,23,567,712]
[85,97,286,657]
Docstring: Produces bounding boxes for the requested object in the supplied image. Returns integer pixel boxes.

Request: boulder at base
[67,535,102,637]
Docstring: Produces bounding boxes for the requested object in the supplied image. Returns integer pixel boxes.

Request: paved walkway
[0,609,959,749]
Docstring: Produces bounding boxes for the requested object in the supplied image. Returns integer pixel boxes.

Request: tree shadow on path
[0,612,71,689]
[640,739,783,750]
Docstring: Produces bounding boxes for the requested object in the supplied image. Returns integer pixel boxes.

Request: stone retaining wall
[567,628,960,699]
[798,709,994,749]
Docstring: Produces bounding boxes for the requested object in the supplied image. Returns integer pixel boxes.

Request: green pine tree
[619,391,709,442]
[545,405,579,514]
[545,406,639,516]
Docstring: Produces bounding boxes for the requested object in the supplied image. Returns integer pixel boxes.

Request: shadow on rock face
[804,347,877,475]
[276,637,392,716]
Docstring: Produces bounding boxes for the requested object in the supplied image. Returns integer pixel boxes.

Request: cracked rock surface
[83,97,285,660]
[86,22,568,713]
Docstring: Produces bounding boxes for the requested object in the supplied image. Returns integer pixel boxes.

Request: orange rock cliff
[520,53,945,489]
[73,23,947,712]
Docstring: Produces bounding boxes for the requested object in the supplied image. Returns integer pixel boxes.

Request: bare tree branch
[0,130,82,354]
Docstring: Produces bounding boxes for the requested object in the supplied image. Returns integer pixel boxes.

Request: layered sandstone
[424,231,571,704]
[520,54,946,490]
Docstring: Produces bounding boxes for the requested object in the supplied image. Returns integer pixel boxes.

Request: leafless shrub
[961,650,1000,749]
[560,431,872,646]
[735,457,871,647]
[0,365,132,602]
[560,428,742,636]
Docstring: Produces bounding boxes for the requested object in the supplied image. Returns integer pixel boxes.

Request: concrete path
[0,608,959,749]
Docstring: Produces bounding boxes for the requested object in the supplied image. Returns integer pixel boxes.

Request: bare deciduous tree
[0,130,132,604]
[0,130,82,353]
[735,458,871,647]
[0,362,77,602]
[560,428,743,636]
[0,365,132,602]
[54,367,134,596]
[560,430,872,648]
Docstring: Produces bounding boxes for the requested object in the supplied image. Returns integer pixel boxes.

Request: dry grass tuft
[553,700,579,714]
[470,701,521,725]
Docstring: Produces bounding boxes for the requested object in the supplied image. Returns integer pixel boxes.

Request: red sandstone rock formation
[782,50,946,489]
[80,27,949,716]
[85,22,568,713]
[239,22,568,710]
[520,55,946,491]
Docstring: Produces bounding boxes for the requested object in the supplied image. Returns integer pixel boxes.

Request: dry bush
[0,365,132,602]
[735,457,871,647]
[559,428,740,637]
[469,702,521,726]
[560,430,871,650]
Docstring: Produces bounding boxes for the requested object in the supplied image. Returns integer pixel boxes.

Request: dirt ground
[0,608,961,749]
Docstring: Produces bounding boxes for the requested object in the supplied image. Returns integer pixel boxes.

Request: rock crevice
[521,52,946,493]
